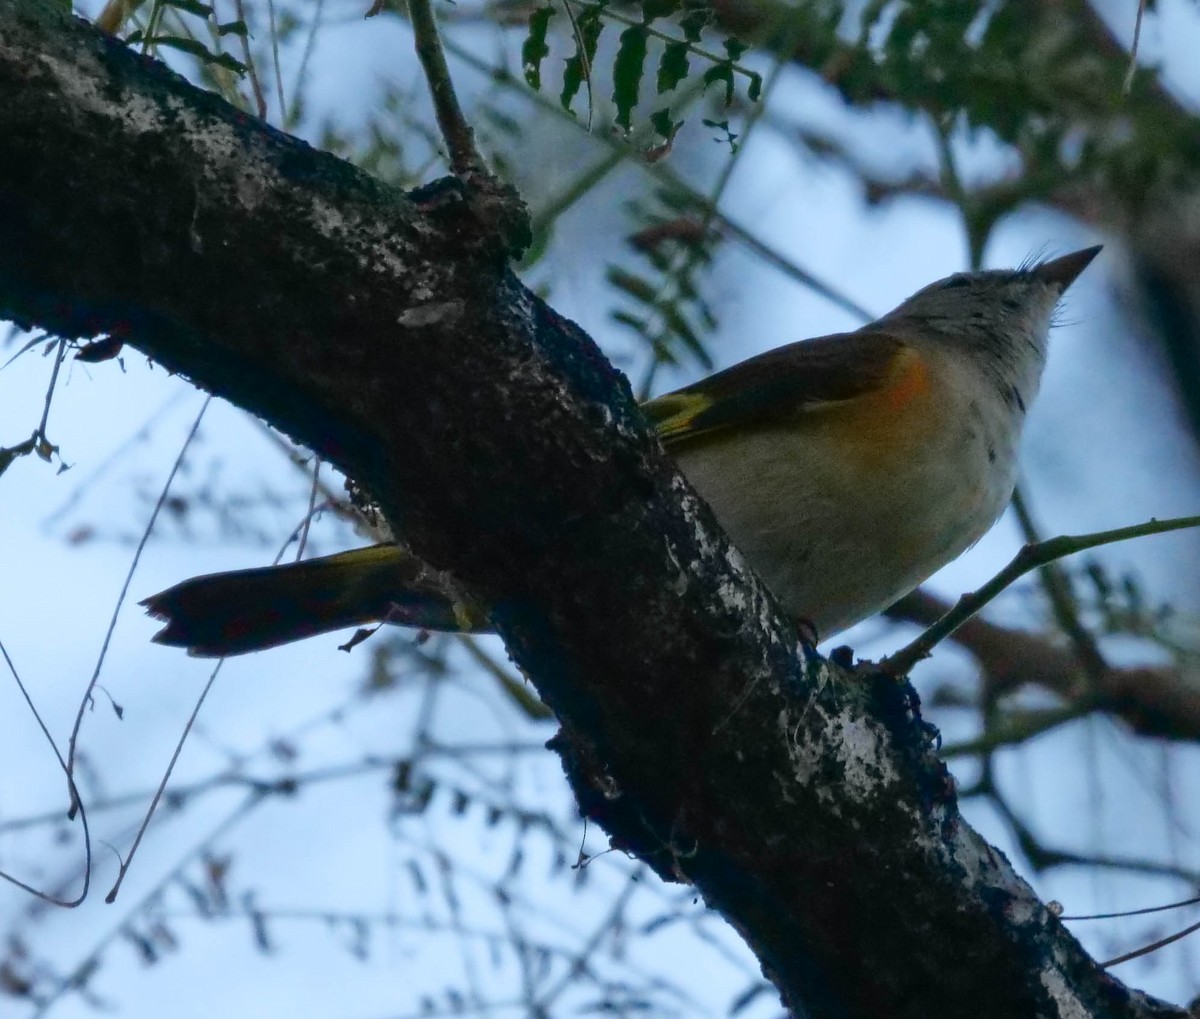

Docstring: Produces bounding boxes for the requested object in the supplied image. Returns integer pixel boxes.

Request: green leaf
[644,245,672,273]
[611,309,648,333]
[607,266,709,366]
[702,62,734,105]
[659,301,703,359]
[702,117,738,152]
[699,36,760,107]
[640,0,677,22]
[164,0,214,16]
[656,40,689,94]
[151,36,248,74]
[612,24,648,132]
[560,4,604,114]
[679,1,710,42]
[746,68,762,102]
[723,37,747,61]
[606,265,658,303]
[522,5,555,91]
[649,108,683,142]
[518,220,553,269]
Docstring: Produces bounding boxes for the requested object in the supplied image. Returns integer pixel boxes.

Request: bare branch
[883,515,1200,676]
[886,589,1200,742]
[399,0,488,179]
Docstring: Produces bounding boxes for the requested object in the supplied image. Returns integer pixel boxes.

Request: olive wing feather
[643,330,908,447]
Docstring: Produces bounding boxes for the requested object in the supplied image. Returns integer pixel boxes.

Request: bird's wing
[643,329,920,448]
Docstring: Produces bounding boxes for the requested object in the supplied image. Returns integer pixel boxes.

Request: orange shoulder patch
[878,345,933,414]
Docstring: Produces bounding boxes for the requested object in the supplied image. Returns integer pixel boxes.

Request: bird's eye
[941,275,970,289]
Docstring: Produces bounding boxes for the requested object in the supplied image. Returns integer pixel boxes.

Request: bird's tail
[141,543,486,657]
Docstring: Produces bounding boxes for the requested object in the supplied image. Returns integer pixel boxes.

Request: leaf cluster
[522,0,762,139]
[124,0,249,76]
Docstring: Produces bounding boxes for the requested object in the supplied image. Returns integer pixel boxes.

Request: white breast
[673,350,1027,638]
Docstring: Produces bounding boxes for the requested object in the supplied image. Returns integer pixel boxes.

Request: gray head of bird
[878,245,1102,388]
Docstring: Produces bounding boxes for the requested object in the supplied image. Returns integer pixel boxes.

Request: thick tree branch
[0,4,1184,1016]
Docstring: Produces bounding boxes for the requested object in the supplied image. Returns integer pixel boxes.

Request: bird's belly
[673,419,1012,638]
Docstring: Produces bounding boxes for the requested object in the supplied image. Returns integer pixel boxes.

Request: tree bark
[0,4,1184,1016]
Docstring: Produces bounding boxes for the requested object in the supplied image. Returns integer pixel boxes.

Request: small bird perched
[142,247,1101,657]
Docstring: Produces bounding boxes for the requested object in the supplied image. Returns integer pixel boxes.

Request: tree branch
[883,515,1200,675]
[400,0,486,179]
[0,4,1184,1016]
[886,589,1200,743]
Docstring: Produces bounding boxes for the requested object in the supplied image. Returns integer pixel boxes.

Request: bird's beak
[1034,245,1103,291]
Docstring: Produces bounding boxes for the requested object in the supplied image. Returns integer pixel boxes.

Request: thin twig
[233,0,267,119]
[939,703,1097,759]
[1102,915,1200,968]
[0,638,93,907]
[933,117,990,270]
[295,456,321,561]
[31,792,265,1019]
[0,742,548,835]
[1010,486,1109,681]
[405,0,487,178]
[105,659,224,902]
[1063,893,1200,922]
[456,634,554,721]
[559,0,594,132]
[881,513,1200,676]
[286,0,326,129]
[36,338,67,446]
[65,396,212,811]
[1124,0,1147,95]
[885,589,1200,741]
[42,389,189,527]
[265,0,287,119]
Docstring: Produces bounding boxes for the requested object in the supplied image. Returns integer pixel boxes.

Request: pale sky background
[2,2,1200,1016]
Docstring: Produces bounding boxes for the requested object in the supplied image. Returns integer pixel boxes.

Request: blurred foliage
[716,0,1200,229]
[610,187,720,381]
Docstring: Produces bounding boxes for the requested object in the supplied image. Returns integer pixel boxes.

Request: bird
[141,246,1102,657]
